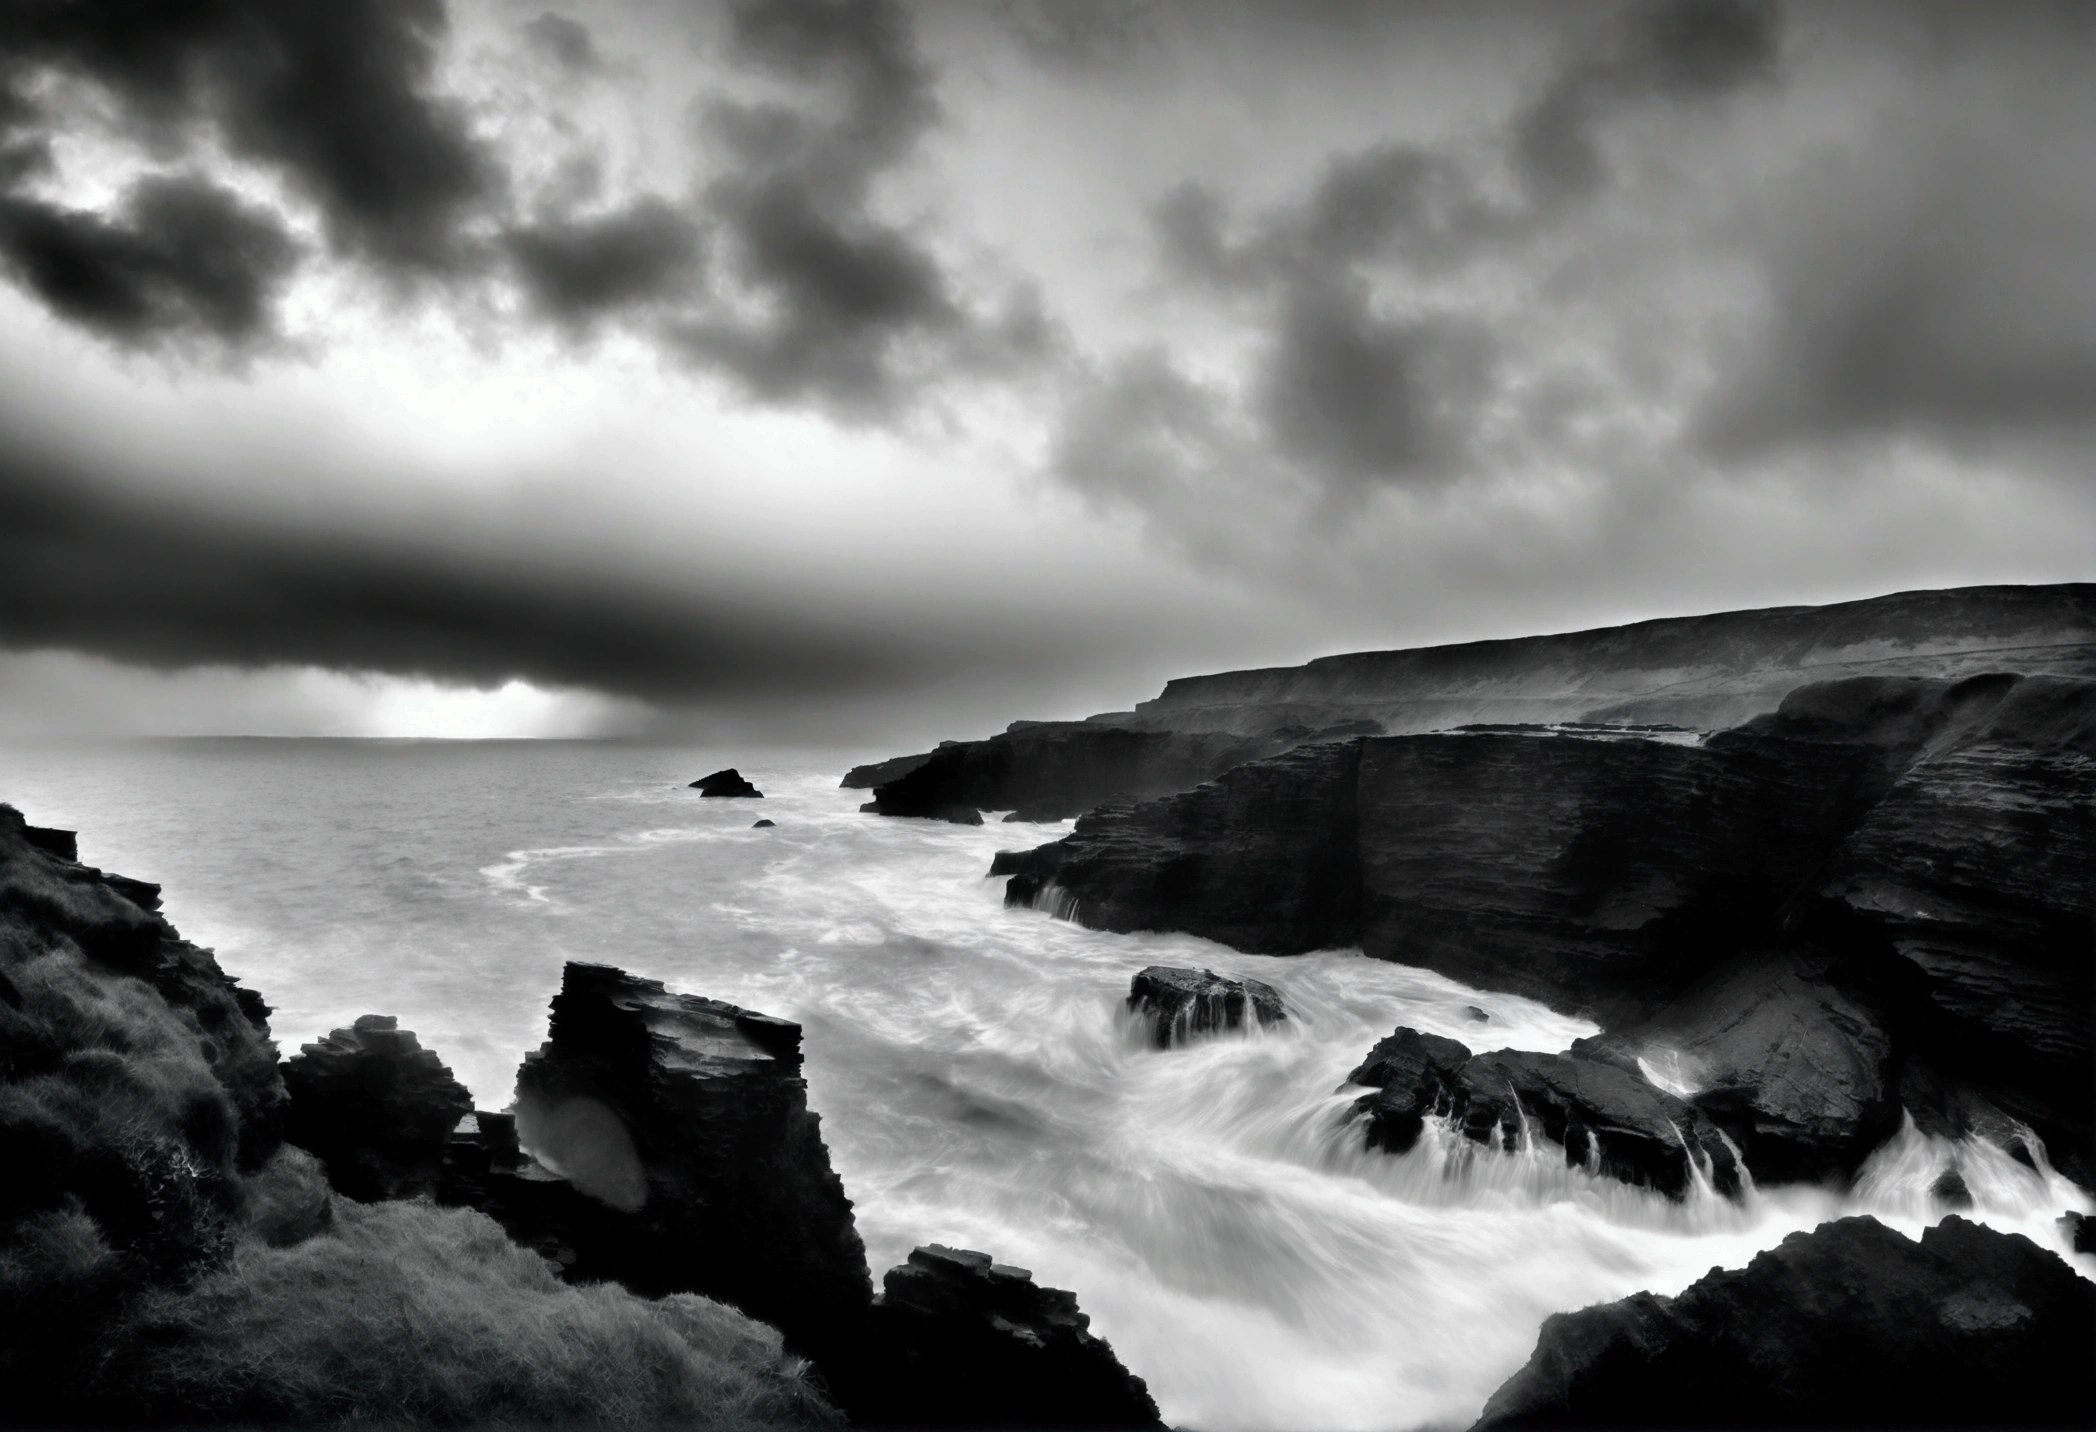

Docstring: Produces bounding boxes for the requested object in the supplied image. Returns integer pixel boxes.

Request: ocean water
[4,739,2089,1431]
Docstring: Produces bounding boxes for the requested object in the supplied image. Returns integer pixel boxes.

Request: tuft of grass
[108,1199,840,1428]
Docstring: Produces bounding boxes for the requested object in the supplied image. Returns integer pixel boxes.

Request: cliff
[997,674,2095,1190]
[1475,1216,2095,1428]
[1124,583,2096,736]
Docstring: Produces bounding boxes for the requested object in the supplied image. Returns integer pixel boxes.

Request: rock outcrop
[1126,966,1287,1049]
[842,747,946,789]
[863,722,1366,825]
[456,963,872,1365]
[840,1245,1163,1429]
[281,1014,473,1201]
[1346,1028,1741,1199]
[691,768,763,797]
[991,740,1362,953]
[1476,1216,2096,1428]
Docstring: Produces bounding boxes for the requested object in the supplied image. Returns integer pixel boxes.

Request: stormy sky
[0,0,2090,741]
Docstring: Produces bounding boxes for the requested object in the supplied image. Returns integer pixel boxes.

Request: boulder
[841,1245,1163,1429]
[281,1014,474,1201]
[1475,1216,2096,1428]
[1346,1028,1741,1199]
[1126,966,1286,1048]
[752,819,776,828]
[690,768,763,797]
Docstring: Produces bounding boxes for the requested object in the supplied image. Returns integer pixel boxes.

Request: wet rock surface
[281,1014,473,1201]
[1347,1028,1740,1199]
[1476,1216,2096,1428]
[839,1245,1163,1429]
[690,767,763,797]
[1126,965,1286,1048]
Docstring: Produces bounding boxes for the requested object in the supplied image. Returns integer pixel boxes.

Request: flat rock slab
[1128,965,1287,1048]
[690,768,762,797]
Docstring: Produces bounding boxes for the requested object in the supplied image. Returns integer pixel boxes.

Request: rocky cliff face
[1476,1216,2096,1428]
[0,804,284,1417]
[991,739,1361,952]
[994,674,2095,1192]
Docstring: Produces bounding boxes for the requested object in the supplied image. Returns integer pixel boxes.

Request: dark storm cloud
[505,198,705,330]
[1093,0,1787,512]
[0,443,986,705]
[1256,280,1494,486]
[0,175,298,349]
[1514,0,1781,202]
[522,12,601,76]
[0,0,500,275]
[676,0,976,416]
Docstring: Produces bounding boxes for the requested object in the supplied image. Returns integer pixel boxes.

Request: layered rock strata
[1476,1216,2096,1428]
[281,1014,473,1201]
[1126,966,1287,1049]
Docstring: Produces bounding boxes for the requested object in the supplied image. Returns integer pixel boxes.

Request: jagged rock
[21,823,77,861]
[1127,966,1286,1048]
[1475,1216,2096,1428]
[690,768,763,797]
[994,740,1362,954]
[448,963,872,1368]
[1346,1028,1740,1199]
[863,723,1322,824]
[281,1014,474,1201]
[752,819,776,828]
[841,1245,1163,1429]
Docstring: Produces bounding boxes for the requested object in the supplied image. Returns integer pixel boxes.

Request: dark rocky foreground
[998,672,2096,1192]
[1476,1216,2096,1428]
[0,804,1157,1428]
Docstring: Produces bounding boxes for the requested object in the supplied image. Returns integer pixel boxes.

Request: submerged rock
[690,768,763,797]
[1475,1216,2096,1428]
[1127,966,1287,1048]
[842,1245,1163,1429]
[1346,1027,1740,1199]
[282,1014,474,1202]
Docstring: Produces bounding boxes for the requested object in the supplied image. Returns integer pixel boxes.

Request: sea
[4,738,2089,1432]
